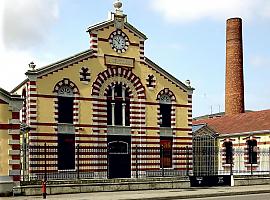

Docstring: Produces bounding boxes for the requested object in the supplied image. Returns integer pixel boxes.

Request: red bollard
[41,179,47,199]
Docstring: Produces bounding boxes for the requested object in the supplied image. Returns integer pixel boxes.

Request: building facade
[0,88,23,193]
[193,112,270,175]
[192,18,270,176]
[11,3,193,180]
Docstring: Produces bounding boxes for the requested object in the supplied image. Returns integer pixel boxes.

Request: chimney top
[227,17,242,22]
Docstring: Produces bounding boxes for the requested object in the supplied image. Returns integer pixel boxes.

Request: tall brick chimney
[225,18,245,115]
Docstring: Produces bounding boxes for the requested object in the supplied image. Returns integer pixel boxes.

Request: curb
[123,189,270,200]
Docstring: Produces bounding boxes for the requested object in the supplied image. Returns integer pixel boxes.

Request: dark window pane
[108,141,128,154]
[125,99,130,126]
[57,134,75,170]
[114,84,122,97]
[225,142,233,164]
[107,100,112,125]
[160,104,171,127]
[115,100,122,125]
[247,140,257,164]
[58,96,74,123]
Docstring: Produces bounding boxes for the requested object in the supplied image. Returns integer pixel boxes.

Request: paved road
[187,193,270,200]
[1,185,270,200]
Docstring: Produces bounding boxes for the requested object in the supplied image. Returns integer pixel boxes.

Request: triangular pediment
[87,13,147,40]
[192,123,218,138]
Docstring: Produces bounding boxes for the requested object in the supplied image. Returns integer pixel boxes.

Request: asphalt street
[1,185,270,200]
[187,193,270,200]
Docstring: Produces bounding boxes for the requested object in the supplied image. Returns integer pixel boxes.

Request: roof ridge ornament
[114,0,123,16]
[28,61,36,71]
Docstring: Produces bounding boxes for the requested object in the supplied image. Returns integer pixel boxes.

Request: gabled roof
[0,87,22,104]
[145,57,194,92]
[193,109,270,135]
[25,49,93,77]
[86,18,148,40]
[192,124,206,132]
[192,123,217,137]
[11,49,94,93]
[12,15,192,94]
[12,49,194,94]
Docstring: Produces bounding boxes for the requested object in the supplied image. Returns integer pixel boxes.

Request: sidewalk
[2,184,270,200]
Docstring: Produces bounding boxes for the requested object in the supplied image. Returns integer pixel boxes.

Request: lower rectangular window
[160,137,173,168]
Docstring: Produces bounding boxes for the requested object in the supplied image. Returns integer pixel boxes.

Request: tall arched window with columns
[106,83,130,126]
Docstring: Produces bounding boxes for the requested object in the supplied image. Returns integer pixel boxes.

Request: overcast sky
[1,0,270,117]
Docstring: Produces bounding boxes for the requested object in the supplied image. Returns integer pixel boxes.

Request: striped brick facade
[89,31,98,56]
[25,79,38,177]
[139,39,145,63]
[0,90,23,183]
[8,111,21,181]
[26,80,37,133]
[217,136,267,174]
[92,67,146,136]
[130,135,192,177]
[22,89,27,124]
[187,94,192,135]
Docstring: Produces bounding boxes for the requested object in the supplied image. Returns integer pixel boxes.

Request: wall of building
[15,17,193,179]
[218,134,270,175]
[0,103,12,177]
[32,26,191,136]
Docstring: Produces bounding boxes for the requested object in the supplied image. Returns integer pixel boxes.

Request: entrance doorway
[58,133,75,170]
[107,135,131,178]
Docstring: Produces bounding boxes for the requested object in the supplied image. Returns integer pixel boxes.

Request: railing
[193,147,270,176]
[20,144,270,183]
[20,144,192,182]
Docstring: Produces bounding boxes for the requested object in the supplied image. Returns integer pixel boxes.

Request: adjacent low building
[0,88,23,194]
[192,18,270,176]
[193,110,270,175]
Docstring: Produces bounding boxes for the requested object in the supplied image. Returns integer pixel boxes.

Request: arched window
[107,83,130,126]
[159,94,171,127]
[224,141,233,164]
[247,140,257,164]
[58,86,74,124]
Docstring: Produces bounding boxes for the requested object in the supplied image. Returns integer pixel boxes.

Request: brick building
[0,88,23,193]
[193,18,270,176]
[1,0,194,185]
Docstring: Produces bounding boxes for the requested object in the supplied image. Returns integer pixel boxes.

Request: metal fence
[193,146,270,176]
[20,144,192,182]
[20,144,270,183]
